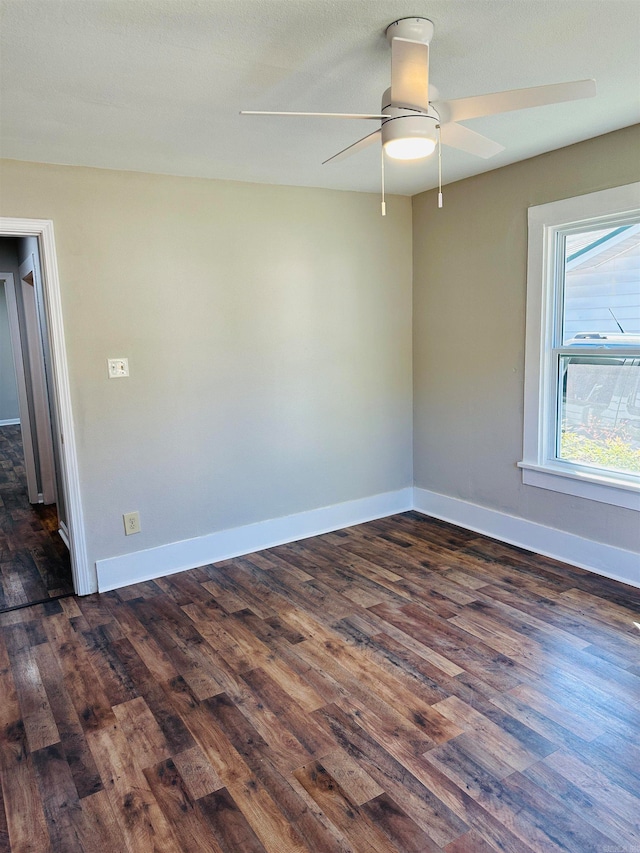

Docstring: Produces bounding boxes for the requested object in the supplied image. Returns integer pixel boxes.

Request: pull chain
[437,124,443,208]
[381,146,386,217]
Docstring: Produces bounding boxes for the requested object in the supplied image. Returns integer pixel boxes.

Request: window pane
[559,355,640,475]
[562,222,640,346]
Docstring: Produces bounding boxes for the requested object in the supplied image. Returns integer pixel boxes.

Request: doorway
[1,239,73,609]
[0,218,91,599]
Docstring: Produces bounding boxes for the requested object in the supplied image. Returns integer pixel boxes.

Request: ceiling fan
[241,17,596,209]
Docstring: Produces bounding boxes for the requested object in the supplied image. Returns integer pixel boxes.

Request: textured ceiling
[1,0,639,196]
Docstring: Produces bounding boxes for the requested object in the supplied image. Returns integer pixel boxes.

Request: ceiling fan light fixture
[381,113,438,161]
[384,135,436,160]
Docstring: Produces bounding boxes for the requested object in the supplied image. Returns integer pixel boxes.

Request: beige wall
[0,240,21,422]
[0,160,413,584]
[2,125,638,590]
[413,124,640,552]
[0,283,19,421]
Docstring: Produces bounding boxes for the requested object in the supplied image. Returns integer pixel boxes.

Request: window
[520,183,640,511]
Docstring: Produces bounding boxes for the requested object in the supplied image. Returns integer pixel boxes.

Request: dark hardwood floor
[0,511,639,852]
[0,424,74,613]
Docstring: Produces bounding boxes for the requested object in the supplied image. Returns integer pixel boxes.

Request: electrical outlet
[123,511,141,535]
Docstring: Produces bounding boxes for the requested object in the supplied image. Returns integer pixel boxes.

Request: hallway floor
[0,424,73,612]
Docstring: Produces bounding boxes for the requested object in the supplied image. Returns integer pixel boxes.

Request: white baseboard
[0,418,20,426]
[95,484,639,594]
[96,487,414,592]
[413,487,640,590]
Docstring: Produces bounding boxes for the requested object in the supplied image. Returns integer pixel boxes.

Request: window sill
[518,461,640,511]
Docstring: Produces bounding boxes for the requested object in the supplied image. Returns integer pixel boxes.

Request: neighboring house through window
[520,182,640,511]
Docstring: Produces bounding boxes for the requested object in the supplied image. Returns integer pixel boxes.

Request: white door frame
[0,218,91,595]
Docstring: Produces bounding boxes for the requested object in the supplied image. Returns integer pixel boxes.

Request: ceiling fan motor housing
[381,112,439,156]
[381,88,440,157]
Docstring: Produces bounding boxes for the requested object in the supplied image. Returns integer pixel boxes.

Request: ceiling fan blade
[434,79,596,123]
[390,37,429,110]
[240,111,387,120]
[439,122,505,159]
[322,129,382,165]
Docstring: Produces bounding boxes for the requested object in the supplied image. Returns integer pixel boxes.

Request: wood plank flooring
[0,511,639,852]
[0,425,73,612]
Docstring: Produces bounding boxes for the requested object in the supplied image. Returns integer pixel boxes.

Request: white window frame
[519,182,640,512]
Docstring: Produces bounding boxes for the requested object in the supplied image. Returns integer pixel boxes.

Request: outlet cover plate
[123,511,141,535]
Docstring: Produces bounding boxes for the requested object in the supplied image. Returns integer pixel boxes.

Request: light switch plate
[108,357,129,378]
